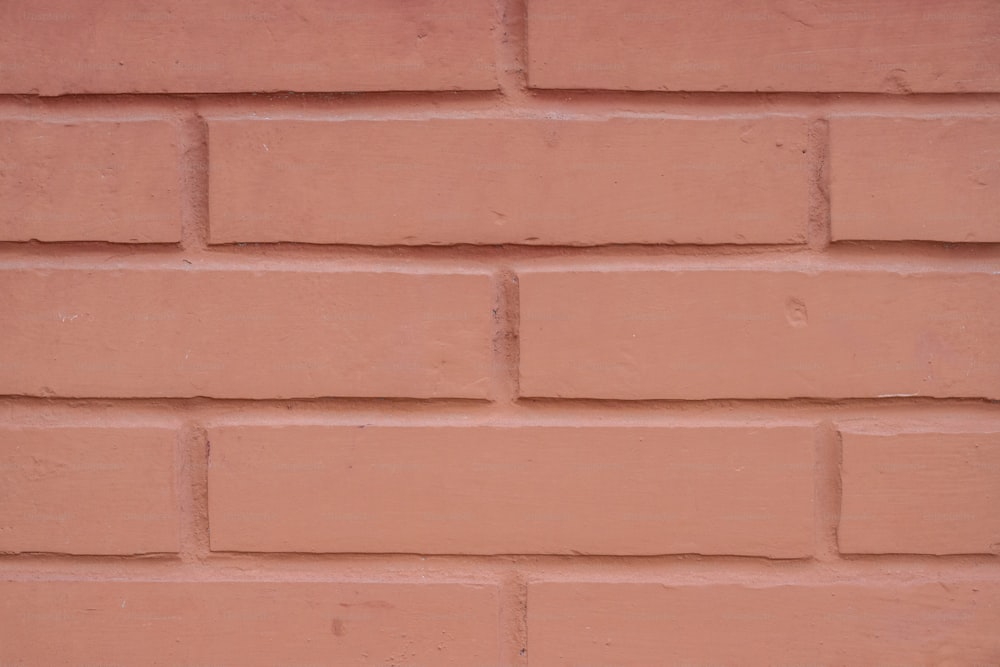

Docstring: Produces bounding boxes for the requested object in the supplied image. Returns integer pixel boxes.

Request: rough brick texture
[0,581,499,665]
[519,269,1000,400]
[3,1,998,664]
[208,117,810,245]
[527,0,1000,92]
[0,268,492,399]
[529,581,1000,664]
[0,0,496,94]
[830,116,1000,242]
[208,425,814,556]
[0,120,180,242]
[839,429,1000,554]
[0,427,178,554]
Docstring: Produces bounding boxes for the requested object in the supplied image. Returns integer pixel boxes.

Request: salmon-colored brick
[527,0,1000,92]
[3,2,999,661]
[208,425,814,556]
[0,268,491,399]
[529,581,1000,665]
[830,116,1000,242]
[839,429,1000,554]
[207,117,810,245]
[0,0,495,94]
[0,427,178,554]
[519,269,1000,399]
[0,121,180,242]
[0,581,499,665]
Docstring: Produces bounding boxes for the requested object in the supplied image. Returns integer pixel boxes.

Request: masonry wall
[1,1,999,664]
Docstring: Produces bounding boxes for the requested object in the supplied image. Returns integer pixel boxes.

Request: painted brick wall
[2,1,999,664]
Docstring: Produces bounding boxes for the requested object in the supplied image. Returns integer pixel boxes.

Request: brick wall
[2,1,999,664]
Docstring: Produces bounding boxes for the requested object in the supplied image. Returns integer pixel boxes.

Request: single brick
[839,429,1000,554]
[207,117,810,245]
[0,581,498,665]
[830,116,1000,242]
[0,0,495,94]
[518,269,1000,399]
[0,427,178,554]
[0,120,180,242]
[527,0,1000,92]
[208,425,814,556]
[529,581,1000,665]
[0,268,492,399]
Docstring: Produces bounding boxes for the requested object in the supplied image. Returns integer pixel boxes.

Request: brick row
[4,115,996,244]
[7,422,997,557]
[3,579,998,664]
[5,268,996,401]
[6,0,997,95]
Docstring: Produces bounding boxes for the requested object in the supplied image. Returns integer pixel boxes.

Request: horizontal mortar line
[514,397,1000,409]
[1,396,997,407]
[496,251,1000,271]
[3,90,1000,105]
[194,108,1000,122]
[828,240,1000,252]
[1,396,998,427]
[0,241,818,255]
[1,96,1000,124]
[500,400,1000,425]
[6,240,1000,252]
[0,551,805,562]
[0,107,830,122]
[524,89,1000,106]
[0,241,185,253]
[0,90,504,113]
[0,554,998,585]
[4,239,1000,252]
[5,107,1000,124]
[0,245,999,271]
[195,109,820,122]
[195,551,1000,564]
[0,112,197,123]
[0,396,493,410]
[4,550,999,565]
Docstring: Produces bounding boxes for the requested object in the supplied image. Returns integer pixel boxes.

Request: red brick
[839,429,1000,554]
[207,117,810,245]
[0,268,491,399]
[208,425,814,556]
[529,581,1000,665]
[0,427,178,554]
[0,0,495,94]
[519,269,1000,399]
[527,0,1000,92]
[0,581,498,665]
[0,120,180,242]
[831,116,1000,242]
